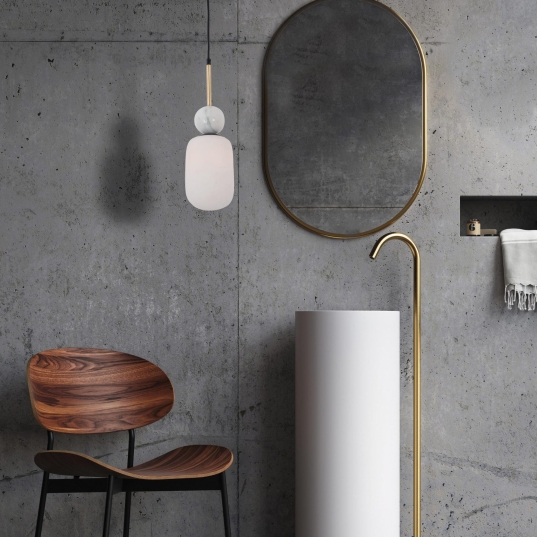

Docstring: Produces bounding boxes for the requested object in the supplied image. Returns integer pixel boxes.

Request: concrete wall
[1,1,537,535]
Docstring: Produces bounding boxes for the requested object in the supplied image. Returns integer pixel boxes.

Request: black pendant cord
[206,0,211,65]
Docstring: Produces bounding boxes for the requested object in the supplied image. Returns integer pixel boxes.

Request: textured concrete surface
[0,1,237,42]
[0,35,240,537]
[2,0,537,536]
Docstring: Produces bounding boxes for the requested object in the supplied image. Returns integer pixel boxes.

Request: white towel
[500,229,537,310]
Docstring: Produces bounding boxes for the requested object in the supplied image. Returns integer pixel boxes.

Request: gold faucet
[370,232,421,537]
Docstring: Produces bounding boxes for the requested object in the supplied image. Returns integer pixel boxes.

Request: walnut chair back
[27,347,174,434]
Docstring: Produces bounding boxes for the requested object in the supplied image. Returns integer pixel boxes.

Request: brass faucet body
[370,232,421,537]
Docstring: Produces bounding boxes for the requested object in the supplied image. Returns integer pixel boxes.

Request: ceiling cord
[206,0,211,65]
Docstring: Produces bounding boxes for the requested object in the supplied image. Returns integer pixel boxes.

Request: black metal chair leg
[103,475,114,537]
[219,472,231,537]
[123,429,135,537]
[123,491,132,536]
[35,471,50,537]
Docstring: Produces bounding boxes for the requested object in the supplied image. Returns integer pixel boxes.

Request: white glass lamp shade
[185,135,234,211]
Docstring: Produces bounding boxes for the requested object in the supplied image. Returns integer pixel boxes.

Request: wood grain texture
[27,348,174,434]
[35,445,234,480]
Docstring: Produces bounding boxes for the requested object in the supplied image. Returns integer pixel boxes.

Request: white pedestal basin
[295,310,400,537]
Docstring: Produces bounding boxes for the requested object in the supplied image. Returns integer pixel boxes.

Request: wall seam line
[236,2,241,536]
[0,38,238,44]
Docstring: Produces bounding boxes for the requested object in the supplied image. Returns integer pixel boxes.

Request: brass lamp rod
[370,232,421,537]
[206,64,212,107]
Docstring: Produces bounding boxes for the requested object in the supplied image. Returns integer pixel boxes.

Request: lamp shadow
[99,116,153,221]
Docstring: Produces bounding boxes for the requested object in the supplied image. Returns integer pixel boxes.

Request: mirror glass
[263,0,426,238]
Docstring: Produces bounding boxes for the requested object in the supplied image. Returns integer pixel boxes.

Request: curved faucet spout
[370,231,421,537]
[369,231,420,261]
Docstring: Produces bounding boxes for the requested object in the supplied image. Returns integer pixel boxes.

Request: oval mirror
[263,0,427,239]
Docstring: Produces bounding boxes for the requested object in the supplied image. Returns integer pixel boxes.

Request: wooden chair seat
[35,444,233,480]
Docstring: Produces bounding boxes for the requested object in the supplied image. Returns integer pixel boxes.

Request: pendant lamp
[185,0,234,211]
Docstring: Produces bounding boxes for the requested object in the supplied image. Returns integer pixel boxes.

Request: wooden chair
[27,347,233,537]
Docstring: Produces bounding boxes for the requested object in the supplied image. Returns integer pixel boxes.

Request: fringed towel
[500,229,537,311]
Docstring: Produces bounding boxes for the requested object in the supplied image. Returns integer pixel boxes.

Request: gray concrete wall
[1,1,537,536]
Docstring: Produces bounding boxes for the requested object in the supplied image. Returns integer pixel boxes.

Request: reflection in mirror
[263,0,426,238]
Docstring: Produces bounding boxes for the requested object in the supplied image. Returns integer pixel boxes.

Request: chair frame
[35,429,232,537]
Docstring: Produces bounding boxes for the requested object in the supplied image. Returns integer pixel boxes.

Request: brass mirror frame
[262,0,428,240]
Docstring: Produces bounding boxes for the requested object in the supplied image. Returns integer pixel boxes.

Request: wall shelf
[460,196,537,236]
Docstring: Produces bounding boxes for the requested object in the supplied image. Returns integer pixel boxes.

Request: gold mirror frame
[262,0,427,240]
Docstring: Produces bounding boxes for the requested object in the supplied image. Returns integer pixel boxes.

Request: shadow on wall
[492,239,507,310]
[242,325,295,537]
[99,115,153,221]
[0,366,36,434]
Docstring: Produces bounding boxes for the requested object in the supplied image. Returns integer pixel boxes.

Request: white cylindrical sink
[295,310,400,537]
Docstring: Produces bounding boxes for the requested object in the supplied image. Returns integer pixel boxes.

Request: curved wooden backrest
[27,348,174,434]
